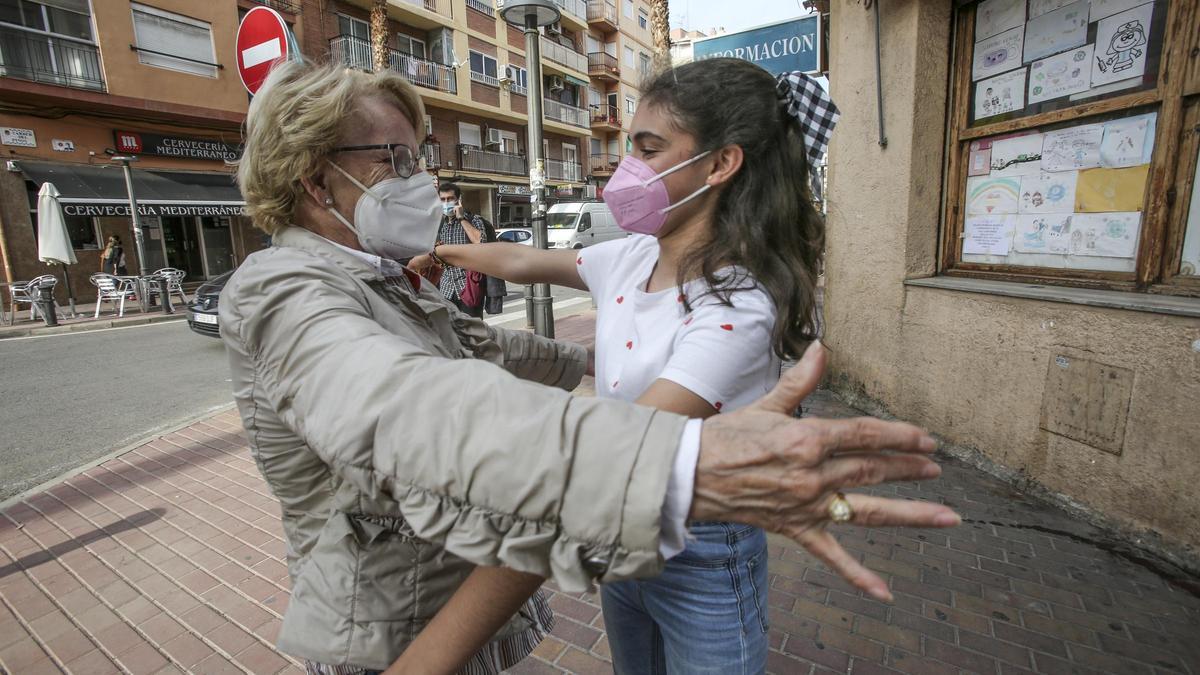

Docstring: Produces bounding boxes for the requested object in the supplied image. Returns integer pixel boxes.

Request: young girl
[396,58,838,674]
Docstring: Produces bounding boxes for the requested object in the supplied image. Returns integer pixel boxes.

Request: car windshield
[546,212,579,229]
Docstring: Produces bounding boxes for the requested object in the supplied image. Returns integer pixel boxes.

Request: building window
[424,114,433,137]
[942,1,1199,291]
[130,3,217,77]
[459,122,482,148]
[623,0,633,19]
[506,64,529,95]
[469,49,498,86]
[397,34,426,59]
[638,52,651,79]
[1,0,94,40]
[637,8,648,30]
[625,95,636,114]
[623,45,634,67]
[337,14,369,41]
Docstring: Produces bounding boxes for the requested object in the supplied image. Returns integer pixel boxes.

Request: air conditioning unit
[583,185,597,199]
[548,75,565,91]
[498,66,514,85]
[486,128,504,146]
[545,21,561,35]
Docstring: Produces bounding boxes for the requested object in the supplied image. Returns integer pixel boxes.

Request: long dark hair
[642,58,824,360]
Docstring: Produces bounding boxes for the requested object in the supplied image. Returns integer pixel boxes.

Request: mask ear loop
[644,150,713,186]
[324,160,378,234]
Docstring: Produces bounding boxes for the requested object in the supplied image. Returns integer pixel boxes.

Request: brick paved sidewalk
[2,312,1198,674]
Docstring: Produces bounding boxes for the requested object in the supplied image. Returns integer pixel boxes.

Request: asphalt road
[0,283,591,502]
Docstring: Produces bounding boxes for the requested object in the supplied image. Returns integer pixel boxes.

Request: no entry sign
[236,6,290,95]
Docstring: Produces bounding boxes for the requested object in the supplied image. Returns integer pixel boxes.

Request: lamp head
[498,0,561,28]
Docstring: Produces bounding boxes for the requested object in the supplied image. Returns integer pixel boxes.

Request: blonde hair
[236,60,426,235]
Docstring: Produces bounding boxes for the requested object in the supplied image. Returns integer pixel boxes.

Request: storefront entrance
[140,215,236,280]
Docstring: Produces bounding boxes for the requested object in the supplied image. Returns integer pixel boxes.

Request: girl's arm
[410,242,587,291]
[383,567,545,675]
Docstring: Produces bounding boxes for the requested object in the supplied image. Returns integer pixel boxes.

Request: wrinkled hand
[407,254,437,275]
[693,343,959,602]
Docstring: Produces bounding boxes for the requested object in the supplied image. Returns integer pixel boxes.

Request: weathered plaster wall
[824,0,1200,555]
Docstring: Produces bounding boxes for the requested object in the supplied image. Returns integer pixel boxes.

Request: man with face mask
[434,182,488,318]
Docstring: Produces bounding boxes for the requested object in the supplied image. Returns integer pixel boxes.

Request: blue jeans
[601,522,769,675]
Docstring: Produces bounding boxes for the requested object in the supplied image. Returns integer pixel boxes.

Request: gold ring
[828,492,853,524]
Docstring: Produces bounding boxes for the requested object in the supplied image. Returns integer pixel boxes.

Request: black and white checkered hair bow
[775,71,840,167]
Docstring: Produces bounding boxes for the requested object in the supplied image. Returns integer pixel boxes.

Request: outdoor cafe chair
[23,275,67,323]
[143,267,189,306]
[4,280,34,325]
[90,273,138,318]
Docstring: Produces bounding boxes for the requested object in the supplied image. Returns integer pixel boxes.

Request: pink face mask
[602,151,712,235]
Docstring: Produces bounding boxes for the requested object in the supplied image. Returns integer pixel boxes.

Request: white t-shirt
[576,235,781,412]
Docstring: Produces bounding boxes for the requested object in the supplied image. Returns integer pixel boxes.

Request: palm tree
[370,0,389,72]
[650,0,671,71]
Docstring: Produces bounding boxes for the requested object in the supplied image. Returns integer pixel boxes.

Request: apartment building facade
[0,0,656,307]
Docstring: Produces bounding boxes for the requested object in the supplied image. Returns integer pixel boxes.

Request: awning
[18,160,246,217]
[564,75,590,88]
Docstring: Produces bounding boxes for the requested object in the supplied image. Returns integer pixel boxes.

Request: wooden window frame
[939,1,1200,297]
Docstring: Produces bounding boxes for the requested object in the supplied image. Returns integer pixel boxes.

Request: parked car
[496,227,534,246]
[546,202,623,249]
[186,271,233,338]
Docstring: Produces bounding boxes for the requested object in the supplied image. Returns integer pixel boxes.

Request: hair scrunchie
[775,71,841,168]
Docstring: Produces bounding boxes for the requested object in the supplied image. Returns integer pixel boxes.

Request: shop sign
[498,184,531,195]
[692,16,821,75]
[62,203,247,217]
[114,130,240,161]
[1,127,37,148]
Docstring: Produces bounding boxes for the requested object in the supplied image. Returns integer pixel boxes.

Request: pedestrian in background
[435,182,489,317]
[412,58,851,674]
[101,235,127,276]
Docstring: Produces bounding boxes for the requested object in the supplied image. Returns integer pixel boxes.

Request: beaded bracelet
[428,246,449,268]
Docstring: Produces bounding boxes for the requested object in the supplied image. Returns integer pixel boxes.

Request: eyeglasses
[331,143,423,179]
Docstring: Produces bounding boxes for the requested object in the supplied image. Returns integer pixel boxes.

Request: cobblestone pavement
[2,312,1197,674]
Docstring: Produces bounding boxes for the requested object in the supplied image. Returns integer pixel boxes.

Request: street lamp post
[499,0,560,338]
[110,154,155,313]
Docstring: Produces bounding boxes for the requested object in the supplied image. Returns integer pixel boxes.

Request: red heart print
[626,341,633,349]
[576,257,583,265]
[714,402,723,411]
[616,296,624,304]
[720,324,734,331]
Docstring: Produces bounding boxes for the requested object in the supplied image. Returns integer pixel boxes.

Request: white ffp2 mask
[326,161,442,261]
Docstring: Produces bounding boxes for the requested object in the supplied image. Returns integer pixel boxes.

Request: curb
[0,312,187,340]
[0,402,236,513]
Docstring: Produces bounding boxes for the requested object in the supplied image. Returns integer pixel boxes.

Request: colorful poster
[1023,1,1090,64]
[975,68,1027,121]
[967,176,1021,215]
[1019,172,1078,213]
[1041,124,1104,172]
[963,215,1015,255]
[1090,0,1152,22]
[1014,213,1073,253]
[1091,3,1154,88]
[991,133,1045,176]
[973,27,1025,81]
[1030,0,1076,18]
[976,0,1026,40]
[1070,212,1142,257]
[1100,114,1152,168]
[969,140,994,176]
[1070,75,1142,101]
[1074,165,1150,212]
[1029,45,1094,104]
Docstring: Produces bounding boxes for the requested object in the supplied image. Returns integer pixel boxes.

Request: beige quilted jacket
[218,226,687,669]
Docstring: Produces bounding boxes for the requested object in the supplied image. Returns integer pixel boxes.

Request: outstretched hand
[693,343,959,602]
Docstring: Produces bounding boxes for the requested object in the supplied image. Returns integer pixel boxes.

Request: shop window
[131,3,217,77]
[942,0,1199,295]
[26,181,98,249]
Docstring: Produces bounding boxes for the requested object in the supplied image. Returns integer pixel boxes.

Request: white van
[546,202,624,249]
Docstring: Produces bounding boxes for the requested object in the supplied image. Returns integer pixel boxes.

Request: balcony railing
[587,51,619,78]
[465,0,495,16]
[396,0,443,13]
[330,36,456,93]
[458,145,526,176]
[552,0,587,20]
[539,36,587,73]
[250,0,301,12]
[389,51,457,93]
[586,0,619,27]
[0,26,104,91]
[546,158,583,182]
[470,70,499,87]
[590,104,620,127]
[543,98,589,129]
[590,153,620,174]
[420,143,442,169]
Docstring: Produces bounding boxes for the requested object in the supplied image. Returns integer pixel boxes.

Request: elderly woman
[222,60,959,674]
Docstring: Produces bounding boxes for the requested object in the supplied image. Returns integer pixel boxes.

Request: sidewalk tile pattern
[2,313,1198,674]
